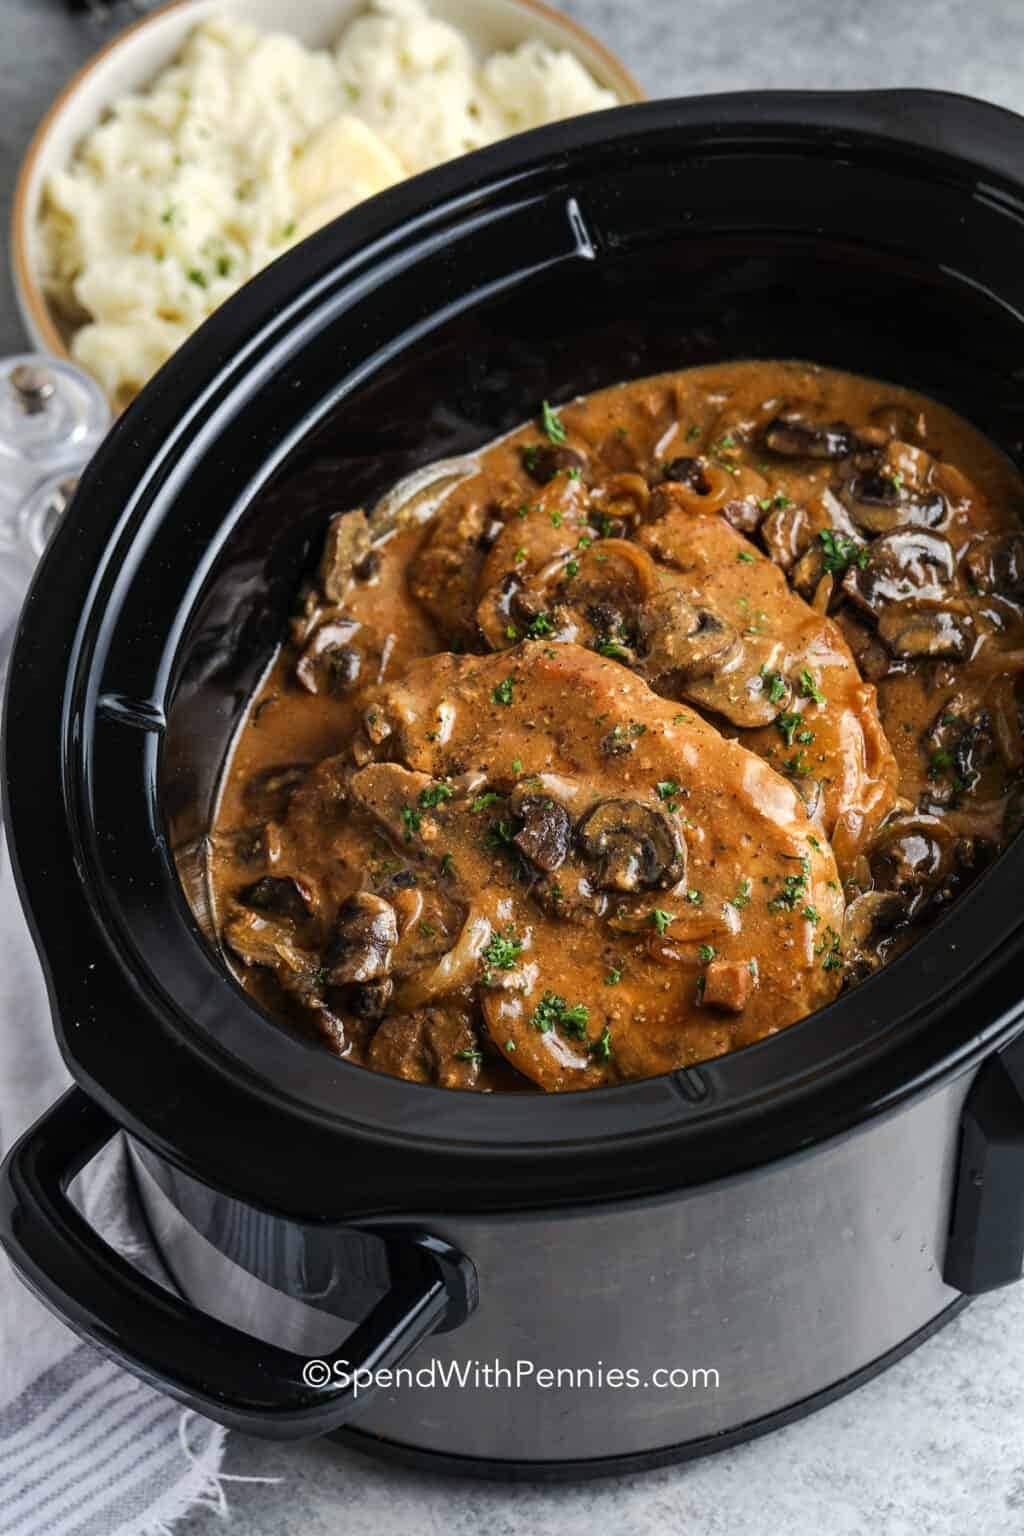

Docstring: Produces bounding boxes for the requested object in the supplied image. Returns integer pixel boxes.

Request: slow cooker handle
[0,1088,478,1440]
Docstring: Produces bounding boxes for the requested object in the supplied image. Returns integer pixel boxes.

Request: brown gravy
[208,361,1024,1092]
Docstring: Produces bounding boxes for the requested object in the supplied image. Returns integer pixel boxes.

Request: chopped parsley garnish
[775,711,804,747]
[760,668,788,704]
[673,711,690,725]
[685,889,704,906]
[512,758,523,774]
[802,905,820,925]
[418,783,454,809]
[566,467,582,481]
[715,433,737,452]
[505,1039,517,1052]
[482,928,523,971]
[531,991,590,1035]
[730,878,752,909]
[525,612,554,639]
[656,780,681,801]
[605,967,623,986]
[419,921,436,938]
[577,535,592,549]
[649,908,675,935]
[400,805,422,840]
[216,253,232,277]
[440,852,455,876]
[737,550,756,563]
[808,834,822,851]
[550,511,563,528]
[506,624,518,640]
[565,559,579,578]
[817,926,843,971]
[517,505,529,518]
[686,424,702,441]
[471,791,503,813]
[597,639,630,659]
[513,546,527,563]
[695,975,706,1001]
[590,1026,613,1063]
[541,400,567,444]
[799,669,826,706]
[785,750,812,777]
[455,1048,483,1063]
[768,858,811,913]
[757,492,794,513]
[698,944,716,963]
[929,748,955,778]
[492,677,515,707]
[187,268,208,288]
[819,529,868,575]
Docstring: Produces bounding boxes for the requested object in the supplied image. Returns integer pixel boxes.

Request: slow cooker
[4,91,1024,1479]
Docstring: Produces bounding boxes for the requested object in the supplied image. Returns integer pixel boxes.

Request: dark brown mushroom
[295,620,362,695]
[318,510,371,603]
[222,909,322,1005]
[366,1006,481,1088]
[761,416,864,460]
[963,531,1024,596]
[842,529,957,616]
[876,605,974,660]
[925,701,994,794]
[662,457,711,493]
[721,497,764,534]
[637,590,741,683]
[324,891,398,986]
[575,799,685,892]
[840,469,946,535]
[869,818,951,915]
[509,790,572,873]
[842,889,905,958]
[761,501,811,572]
[237,875,312,922]
[339,977,394,1021]
[521,443,586,485]
[243,762,308,819]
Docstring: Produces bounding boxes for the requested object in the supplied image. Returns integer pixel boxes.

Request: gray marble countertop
[4,1,1024,1531]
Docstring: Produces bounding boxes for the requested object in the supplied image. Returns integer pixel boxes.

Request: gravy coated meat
[208,361,1024,1092]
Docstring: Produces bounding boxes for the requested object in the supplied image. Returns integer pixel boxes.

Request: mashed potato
[39,0,619,408]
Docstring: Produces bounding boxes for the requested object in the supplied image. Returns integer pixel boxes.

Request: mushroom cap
[575,797,686,892]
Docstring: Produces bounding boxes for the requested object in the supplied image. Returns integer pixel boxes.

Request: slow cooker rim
[8,88,1024,1209]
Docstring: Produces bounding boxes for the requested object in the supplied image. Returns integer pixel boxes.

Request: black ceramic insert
[6,92,1024,1223]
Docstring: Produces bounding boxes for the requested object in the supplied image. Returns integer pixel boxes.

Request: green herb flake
[505,1039,517,1052]
[550,511,564,528]
[590,1026,613,1063]
[531,990,589,1036]
[799,668,827,706]
[512,758,523,775]
[686,424,702,441]
[440,852,455,877]
[400,805,422,840]
[526,612,554,639]
[649,908,675,936]
[471,791,503,813]
[768,858,811,913]
[730,878,752,909]
[698,944,717,964]
[418,783,454,810]
[685,889,704,906]
[565,559,579,578]
[482,928,523,971]
[597,639,630,660]
[775,711,804,747]
[455,1048,483,1063]
[492,677,515,707]
[760,668,788,704]
[656,780,681,802]
[187,268,208,288]
[604,967,623,986]
[819,528,868,575]
[541,400,567,445]
[737,550,756,564]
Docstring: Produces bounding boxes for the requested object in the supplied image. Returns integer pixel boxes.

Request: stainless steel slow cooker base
[129,1066,970,1469]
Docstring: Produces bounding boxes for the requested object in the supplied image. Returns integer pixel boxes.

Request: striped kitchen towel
[0,848,234,1536]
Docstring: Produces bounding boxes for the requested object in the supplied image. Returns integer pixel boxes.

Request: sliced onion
[393,910,490,1010]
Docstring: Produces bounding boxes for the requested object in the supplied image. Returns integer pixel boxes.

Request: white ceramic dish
[11,0,643,361]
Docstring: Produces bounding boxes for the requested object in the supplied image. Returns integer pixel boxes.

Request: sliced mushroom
[761,501,811,572]
[340,977,394,1021]
[367,1006,482,1088]
[721,496,764,534]
[243,762,308,820]
[843,889,905,958]
[319,510,371,603]
[222,909,322,1004]
[842,529,957,616]
[295,620,362,695]
[637,590,742,683]
[869,817,951,915]
[237,875,312,922]
[662,457,711,493]
[963,531,1024,596]
[509,790,572,873]
[876,605,974,660]
[522,443,586,485]
[575,799,685,892]
[324,892,398,985]
[925,701,994,794]
[761,416,863,460]
[840,469,945,535]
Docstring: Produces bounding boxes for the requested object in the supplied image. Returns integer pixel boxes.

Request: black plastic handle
[945,1031,1024,1295]
[0,1089,477,1438]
